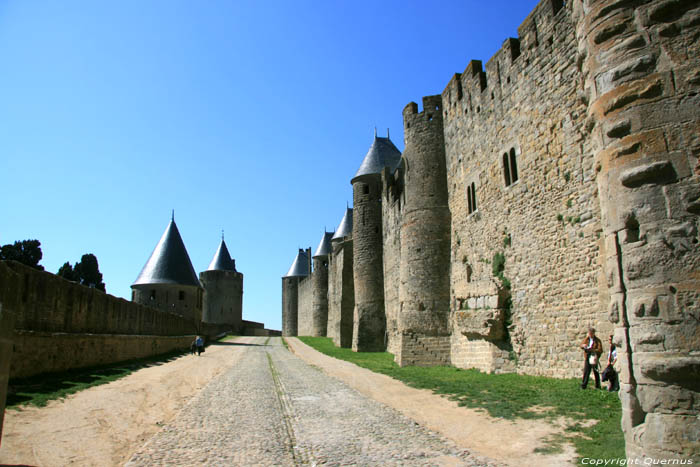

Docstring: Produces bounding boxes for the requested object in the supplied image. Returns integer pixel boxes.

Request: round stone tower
[573,1,700,460]
[397,96,451,366]
[351,132,402,352]
[310,231,333,337]
[281,248,310,337]
[199,235,243,331]
[131,216,202,328]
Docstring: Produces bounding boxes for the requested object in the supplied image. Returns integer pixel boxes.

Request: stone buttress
[573,0,700,460]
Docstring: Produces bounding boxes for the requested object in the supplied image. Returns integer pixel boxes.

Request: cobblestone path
[127,337,499,466]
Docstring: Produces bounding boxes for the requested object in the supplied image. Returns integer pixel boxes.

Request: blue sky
[0,0,539,331]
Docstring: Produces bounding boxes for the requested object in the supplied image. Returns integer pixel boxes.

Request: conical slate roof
[284,249,310,278]
[313,232,334,258]
[351,135,402,183]
[331,208,353,242]
[206,239,236,271]
[133,220,200,287]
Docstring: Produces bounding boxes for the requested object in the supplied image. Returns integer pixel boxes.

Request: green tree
[57,262,78,281]
[0,239,44,270]
[74,253,106,292]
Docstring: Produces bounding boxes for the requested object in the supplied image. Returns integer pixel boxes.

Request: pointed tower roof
[313,231,334,259]
[206,238,236,271]
[132,219,200,287]
[331,208,353,242]
[284,249,310,278]
[351,134,402,183]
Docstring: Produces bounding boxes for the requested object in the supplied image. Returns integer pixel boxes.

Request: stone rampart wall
[10,331,193,379]
[297,275,314,336]
[327,240,354,347]
[382,167,403,356]
[441,0,610,378]
[3,261,196,337]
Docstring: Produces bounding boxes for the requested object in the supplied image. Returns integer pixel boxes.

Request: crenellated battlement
[441,0,570,120]
[403,95,444,137]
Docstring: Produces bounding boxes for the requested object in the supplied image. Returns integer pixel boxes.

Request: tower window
[179,290,185,301]
[363,184,369,194]
[149,290,156,300]
[504,148,519,186]
[467,182,477,214]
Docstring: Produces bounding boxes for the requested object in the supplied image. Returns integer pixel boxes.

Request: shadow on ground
[6,350,188,408]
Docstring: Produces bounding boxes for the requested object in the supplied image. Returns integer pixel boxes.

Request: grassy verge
[7,348,190,409]
[298,336,624,463]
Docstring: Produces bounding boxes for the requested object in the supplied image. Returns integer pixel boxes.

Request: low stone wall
[0,304,15,447]
[10,331,194,380]
[2,261,195,336]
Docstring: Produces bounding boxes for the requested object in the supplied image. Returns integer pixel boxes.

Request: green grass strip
[298,336,624,463]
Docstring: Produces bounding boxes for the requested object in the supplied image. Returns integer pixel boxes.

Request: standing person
[603,335,620,391]
[580,327,602,389]
[195,335,204,356]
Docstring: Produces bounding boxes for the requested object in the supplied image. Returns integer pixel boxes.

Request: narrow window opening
[503,153,512,186]
[510,148,519,182]
[467,187,473,213]
[179,290,185,301]
[467,182,477,214]
[363,184,369,195]
[150,289,156,300]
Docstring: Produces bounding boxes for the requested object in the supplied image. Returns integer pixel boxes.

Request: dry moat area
[0,336,580,466]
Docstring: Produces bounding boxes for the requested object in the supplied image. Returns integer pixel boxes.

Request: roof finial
[171,209,175,221]
[221,229,224,241]
[387,128,390,139]
[374,126,377,138]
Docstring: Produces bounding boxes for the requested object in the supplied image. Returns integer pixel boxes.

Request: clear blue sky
[0,0,539,331]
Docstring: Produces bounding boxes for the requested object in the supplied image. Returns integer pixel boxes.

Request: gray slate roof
[331,208,353,242]
[206,239,236,272]
[284,249,310,278]
[133,220,200,287]
[313,232,334,258]
[351,136,402,183]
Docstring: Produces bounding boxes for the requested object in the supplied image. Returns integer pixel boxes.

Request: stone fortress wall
[442,0,608,378]
[283,0,699,460]
[0,261,197,379]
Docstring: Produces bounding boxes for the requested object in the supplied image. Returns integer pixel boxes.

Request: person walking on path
[580,327,602,389]
[195,335,204,356]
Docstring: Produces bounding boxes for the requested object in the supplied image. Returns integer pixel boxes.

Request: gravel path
[127,337,499,466]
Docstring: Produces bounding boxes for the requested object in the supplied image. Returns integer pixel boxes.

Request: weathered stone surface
[453,309,505,342]
[574,0,700,460]
[620,160,677,187]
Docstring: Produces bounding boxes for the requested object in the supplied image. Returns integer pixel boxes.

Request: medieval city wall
[327,240,354,347]
[381,167,403,356]
[441,0,610,378]
[297,274,314,336]
[0,261,200,379]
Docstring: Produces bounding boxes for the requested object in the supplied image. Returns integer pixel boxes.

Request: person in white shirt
[603,334,619,391]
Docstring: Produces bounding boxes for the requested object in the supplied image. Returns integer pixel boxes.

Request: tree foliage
[57,262,78,281]
[0,239,44,270]
[57,254,106,292]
